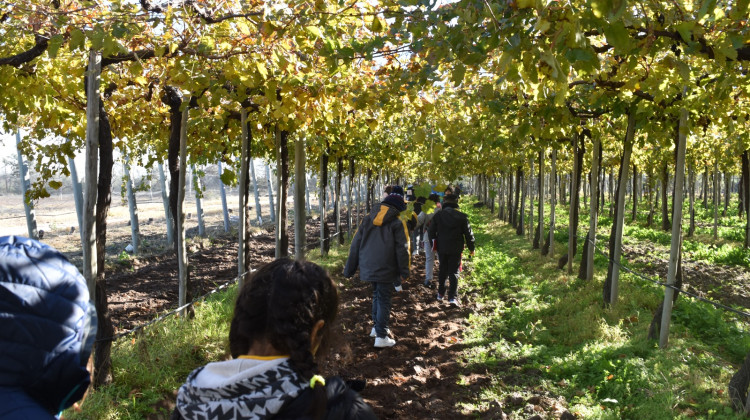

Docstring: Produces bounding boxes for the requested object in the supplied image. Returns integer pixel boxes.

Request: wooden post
[177,108,189,316]
[294,135,306,260]
[659,98,689,348]
[82,50,100,297]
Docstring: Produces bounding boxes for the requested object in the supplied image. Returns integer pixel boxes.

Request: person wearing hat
[428,193,475,306]
[0,235,97,419]
[344,185,411,348]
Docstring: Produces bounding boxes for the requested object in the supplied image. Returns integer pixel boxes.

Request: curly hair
[229,258,339,418]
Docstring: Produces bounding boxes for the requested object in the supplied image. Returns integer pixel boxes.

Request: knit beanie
[383,185,407,211]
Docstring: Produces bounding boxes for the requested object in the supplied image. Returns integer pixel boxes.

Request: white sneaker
[449,298,460,307]
[370,327,391,338]
[374,336,396,348]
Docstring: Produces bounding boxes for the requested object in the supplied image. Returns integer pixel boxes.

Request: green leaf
[69,28,85,51]
[256,62,268,79]
[220,168,236,185]
[112,22,128,39]
[696,0,717,20]
[608,0,626,19]
[305,26,322,39]
[414,128,426,143]
[731,0,749,19]
[49,180,62,190]
[590,0,609,18]
[89,28,105,50]
[603,22,632,53]
[48,34,64,58]
[565,48,597,64]
[674,22,695,43]
[370,17,384,33]
[452,63,466,86]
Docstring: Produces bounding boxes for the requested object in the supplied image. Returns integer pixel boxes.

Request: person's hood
[371,203,402,226]
[175,358,309,420]
[0,236,96,415]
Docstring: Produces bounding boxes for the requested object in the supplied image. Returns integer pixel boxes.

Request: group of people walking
[344,184,475,348]
[0,183,474,419]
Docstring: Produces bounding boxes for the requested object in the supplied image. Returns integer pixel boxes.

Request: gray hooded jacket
[343,202,410,282]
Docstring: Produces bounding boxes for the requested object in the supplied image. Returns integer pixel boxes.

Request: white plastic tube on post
[294,135,306,260]
[238,109,249,289]
[177,108,189,317]
[609,111,636,304]
[659,98,689,348]
[192,164,205,237]
[250,159,263,226]
[16,131,38,240]
[218,161,230,233]
[82,50,100,297]
[549,149,557,259]
[586,137,600,281]
[158,162,174,245]
[69,156,84,245]
[124,154,140,254]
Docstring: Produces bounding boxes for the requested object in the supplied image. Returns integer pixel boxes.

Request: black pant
[437,252,461,300]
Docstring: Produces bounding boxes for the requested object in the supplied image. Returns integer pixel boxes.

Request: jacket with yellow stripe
[343,202,410,283]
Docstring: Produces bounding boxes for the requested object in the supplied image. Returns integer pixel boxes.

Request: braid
[229,258,339,419]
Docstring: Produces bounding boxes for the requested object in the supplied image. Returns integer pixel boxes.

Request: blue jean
[371,282,394,338]
[424,237,436,282]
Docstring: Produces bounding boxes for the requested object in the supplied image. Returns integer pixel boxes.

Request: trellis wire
[583,233,750,321]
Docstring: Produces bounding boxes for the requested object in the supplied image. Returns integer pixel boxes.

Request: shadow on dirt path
[322,251,482,419]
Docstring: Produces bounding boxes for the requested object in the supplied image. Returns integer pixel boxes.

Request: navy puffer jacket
[0,236,97,418]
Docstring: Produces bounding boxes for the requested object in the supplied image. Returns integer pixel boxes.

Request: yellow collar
[237,354,289,361]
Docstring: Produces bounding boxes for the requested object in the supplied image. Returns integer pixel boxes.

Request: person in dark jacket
[344,185,410,348]
[0,235,97,419]
[428,194,475,306]
[172,258,376,420]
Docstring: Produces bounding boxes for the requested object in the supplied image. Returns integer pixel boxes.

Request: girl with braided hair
[172,258,375,420]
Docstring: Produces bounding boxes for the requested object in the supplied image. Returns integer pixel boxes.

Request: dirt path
[322,252,482,419]
[101,223,488,418]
